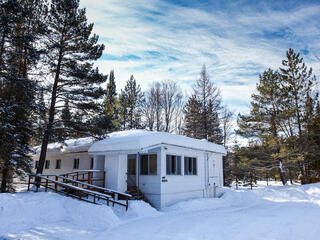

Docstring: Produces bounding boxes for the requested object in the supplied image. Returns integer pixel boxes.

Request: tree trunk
[279,160,287,185]
[36,40,64,178]
[0,163,9,193]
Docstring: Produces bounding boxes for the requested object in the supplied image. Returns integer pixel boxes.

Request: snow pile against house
[89,129,227,154]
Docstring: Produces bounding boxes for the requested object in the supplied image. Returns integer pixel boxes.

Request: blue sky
[80,0,320,115]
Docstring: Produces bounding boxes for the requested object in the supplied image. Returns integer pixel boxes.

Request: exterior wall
[159,145,224,208]
[93,155,105,186]
[104,153,120,190]
[160,145,206,208]
[117,154,128,192]
[90,146,224,209]
[138,147,161,209]
[31,151,93,175]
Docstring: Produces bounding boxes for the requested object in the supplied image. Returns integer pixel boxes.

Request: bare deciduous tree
[162,80,183,132]
[221,106,234,147]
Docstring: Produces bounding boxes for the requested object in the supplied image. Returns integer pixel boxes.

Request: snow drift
[1,183,320,240]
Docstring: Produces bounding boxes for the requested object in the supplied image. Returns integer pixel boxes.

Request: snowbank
[1,184,320,240]
[0,192,119,239]
[112,200,161,221]
[165,183,320,212]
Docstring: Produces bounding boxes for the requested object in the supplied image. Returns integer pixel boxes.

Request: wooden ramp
[27,170,132,211]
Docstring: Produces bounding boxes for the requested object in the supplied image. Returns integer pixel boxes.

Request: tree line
[0,0,229,192]
[224,48,320,188]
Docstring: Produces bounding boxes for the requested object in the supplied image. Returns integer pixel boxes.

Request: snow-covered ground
[1,183,319,240]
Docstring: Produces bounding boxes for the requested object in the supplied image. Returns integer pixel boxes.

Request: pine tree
[105,69,118,119]
[119,75,144,129]
[237,69,288,185]
[280,48,316,183]
[184,95,201,138]
[31,86,48,146]
[0,0,46,192]
[184,65,223,142]
[36,0,107,175]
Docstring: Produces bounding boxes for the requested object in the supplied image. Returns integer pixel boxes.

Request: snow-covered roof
[33,137,95,155]
[88,130,226,154]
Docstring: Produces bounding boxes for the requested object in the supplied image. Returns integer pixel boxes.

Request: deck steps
[126,186,148,202]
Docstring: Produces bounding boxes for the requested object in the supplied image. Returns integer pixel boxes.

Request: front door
[127,154,137,189]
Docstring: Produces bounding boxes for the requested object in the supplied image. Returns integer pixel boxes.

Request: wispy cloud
[80,0,320,114]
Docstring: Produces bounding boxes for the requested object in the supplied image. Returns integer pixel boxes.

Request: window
[166,155,181,175]
[55,159,61,169]
[149,154,157,175]
[45,160,50,169]
[35,161,39,169]
[184,157,197,175]
[127,155,136,175]
[140,154,157,175]
[90,158,94,169]
[73,158,79,169]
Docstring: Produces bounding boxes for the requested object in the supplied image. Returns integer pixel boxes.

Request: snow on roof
[33,137,95,155]
[88,130,226,154]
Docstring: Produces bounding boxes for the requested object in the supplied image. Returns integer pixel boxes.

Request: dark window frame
[166,155,181,175]
[90,158,94,169]
[140,154,157,175]
[55,159,61,169]
[184,157,197,175]
[73,158,80,169]
[45,160,50,169]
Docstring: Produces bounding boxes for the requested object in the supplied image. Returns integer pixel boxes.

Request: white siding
[138,147,161,209]
[32,152,93,175]
[117,154,127,192]
[93,155,105,186]
[159,145,224,208]
[104,153,119,190]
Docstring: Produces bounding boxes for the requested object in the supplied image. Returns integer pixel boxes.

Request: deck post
[55,176,58,192]
[45,179,48,192]
[126,197,129,211]
[36,178,39,192]
[27,175,31,191]
[103,171,106,188]
[88,172,92,185]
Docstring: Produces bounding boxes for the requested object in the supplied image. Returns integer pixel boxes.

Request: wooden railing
[59,170,105,186]
[28,171,131,210]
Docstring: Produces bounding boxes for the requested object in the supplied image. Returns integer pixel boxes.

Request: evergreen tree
[0,0,46,192]
[105,69,118,120]
[36,0,107,175]
[236,49,318,185]
[184,95,201,138]
[184,65,223,142]
[31,86,48,145]
[237,69,288,184]
[119,75,144,129]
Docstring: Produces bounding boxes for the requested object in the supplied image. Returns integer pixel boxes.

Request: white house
[32,137,95,175]
[32,130,226,209]
[89,130,226,209]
